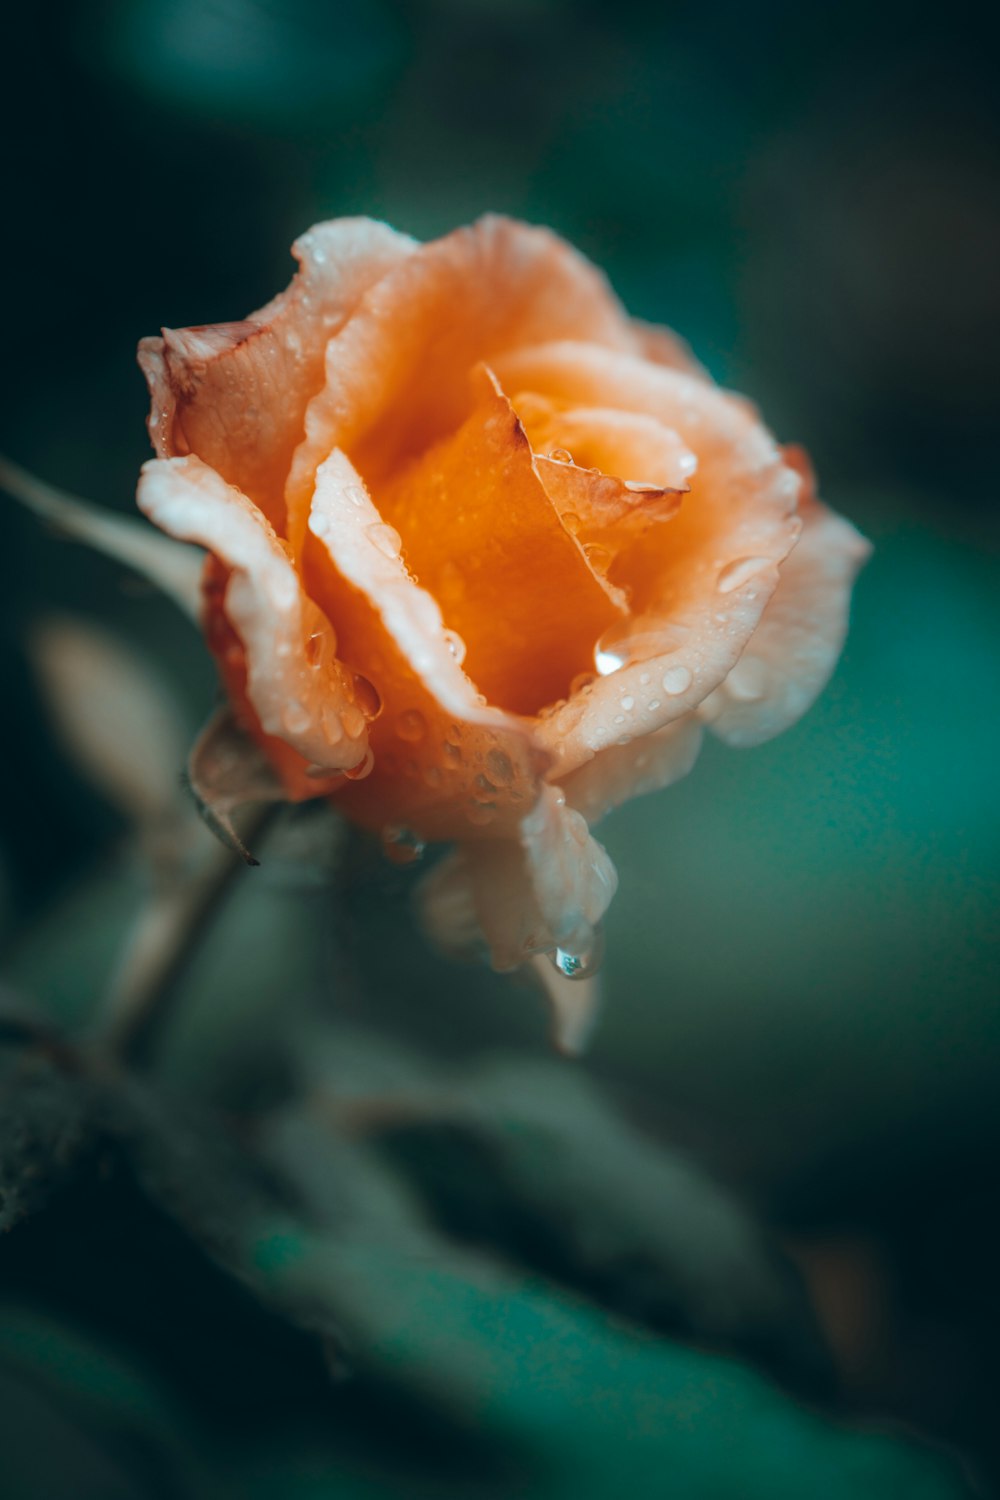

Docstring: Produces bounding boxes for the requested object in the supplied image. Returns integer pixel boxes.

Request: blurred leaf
[0,1046,98,1233]
[29,614,189,836]
[289,1029,834,1397]
[0,454,203,621]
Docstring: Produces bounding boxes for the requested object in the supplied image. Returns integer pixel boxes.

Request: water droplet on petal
[620,695,635,711]
[351,673,382,721]
[346,485,367,508]
[562,511,582,535]
[396,708,426,742]
[343,747,375,780]
[381,824,426,865]
[309,511,332,539]
[341,704,366,738]
[549,925,604,981]
[549,447,573,463]
[282,700,311,734]
[717,556,770,594]
[570,671,596,696]
[366,522,402,560]
[662,664,693,695]
[442,628,467,665]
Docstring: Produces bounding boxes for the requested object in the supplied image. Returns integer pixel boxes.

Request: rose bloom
[137,216,868,1006]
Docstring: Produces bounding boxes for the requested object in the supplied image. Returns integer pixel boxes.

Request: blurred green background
[1,1,998,1496]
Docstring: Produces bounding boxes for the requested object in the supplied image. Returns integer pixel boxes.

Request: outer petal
[558,716,704,825]
[302,450,547,841]
[424,787,617,974]
[137,456,368,778]
[699,494,871,746]
[286,215,642,545]
[491,343,804,777]
[139,219,415,531]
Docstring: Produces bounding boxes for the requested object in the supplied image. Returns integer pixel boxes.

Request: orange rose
[137,216,868,1011]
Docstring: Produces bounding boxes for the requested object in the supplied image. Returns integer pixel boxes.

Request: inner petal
[374,366,625,717]
[514,394,698,490]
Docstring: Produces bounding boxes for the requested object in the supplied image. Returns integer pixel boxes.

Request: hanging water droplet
[352,673,383,721]
[717,556,770,594]
[343,747,375,781]
[366,522,402,559]
[549,925,604,981]
[396,708,426,742]
[381,824,426,865]
[442,629,466,665]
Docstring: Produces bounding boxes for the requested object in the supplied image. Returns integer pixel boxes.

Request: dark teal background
[1,1,998,1495]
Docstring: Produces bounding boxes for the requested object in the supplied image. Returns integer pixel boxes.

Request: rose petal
[515,396,698,490]
[699,495,871,746]
[302,449,546,840]
[533,456,683,561]
[432,787,617,973]
[139,218,415,532]
[374,366,625,716]
[286,215,641,546]
[137,455,368,779]
[630,318,708,377]
[491,343,804,775]
[559,715,704,825]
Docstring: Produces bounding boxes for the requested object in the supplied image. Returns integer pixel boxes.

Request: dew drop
[381,825,426,866]
[717,556,770,594]
[352,673,382,721]
[662,664,693,695]
[570,671,595,696]
[562,511,582,535]
[594,627,629,676]
[345,485,367,508]
[309,511,332,539]
[620,695,635,712]
[341,704,366,739]
[442,628,467,665]
[366,522,402,560]
[282,700,311,734]
[548,447,573,464]
[647,698,662,712]
[396,708,426,742]
[584,543,613,572]
[321,706,344,743]
[343,746,375,781]
[486,748,514,784]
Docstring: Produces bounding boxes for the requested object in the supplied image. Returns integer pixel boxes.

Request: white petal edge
[138,455,367,772]
[699,499,871,747]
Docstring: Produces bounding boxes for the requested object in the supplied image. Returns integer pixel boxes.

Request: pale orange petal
[137,456,368,776]
[375,367,626,716]
[439,787,617,973]
[302,450,546,841]
[699,495,871,746]
[558,715,704,825]
[286,216,641,546]
[139,219,414,532]
[492,343,803,776]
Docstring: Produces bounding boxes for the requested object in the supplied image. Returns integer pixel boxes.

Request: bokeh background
[1,1,998,1496]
